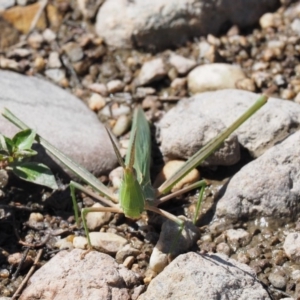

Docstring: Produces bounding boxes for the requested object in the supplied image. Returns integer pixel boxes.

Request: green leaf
[14,149,37,158]
[12,162,58,190]
[12,129,36,150]
[0,134,13,155]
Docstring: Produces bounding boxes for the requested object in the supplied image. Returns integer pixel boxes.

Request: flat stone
[216,130,300,221]
[90,232,128,254]
[139,252,270,300]
[0,71,117,177]
[19,249,142,300]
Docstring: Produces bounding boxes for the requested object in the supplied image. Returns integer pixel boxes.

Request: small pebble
[153,160,200,192]
[216,242,231,256]
[88,93,106,111]
[112,114,131,137]
[123,256,135,268]
[268,270,288,289]
[107,79,125,93]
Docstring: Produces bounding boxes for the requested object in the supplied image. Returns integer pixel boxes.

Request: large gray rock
[0,71,117,177]
[158,108,240,166]
[20,249,142,300]
[138,252,270,300]
[158,89,300,162]
[216,130,300,221]
[96,0,278,49]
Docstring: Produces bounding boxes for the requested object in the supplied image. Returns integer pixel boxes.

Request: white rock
[283,232,300,263]
[27,32,44,49]
[73,236,88,249]
[16,0,29,5]
[259,12,276,28]
[187,63,246,94]
[109,166,124,190]
[88,83,108,96]
[169,53,196,75]
[140,252,271,300]
[47,52,62,69]
[88,93,106,111]
[170,77,187,89]
[90,232,128,254]
[107,79,125,93]
[160,89,300,158]
[100,104,131,117]
[45,68,66,83]
[86,203,112,230]
[43,28,56,42]
[137,58,167,86]
[291,18,300,35]
[112,114,131,137]
[158,103,240,166]
[56,237,74,250]
[62,42,84,63]
[225,229,251,251]
[19,249,141,300]
[29,212,44,222]
[0,0,15,10]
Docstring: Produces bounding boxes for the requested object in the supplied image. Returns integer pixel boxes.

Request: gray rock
[137,58,167,86]
[0,0,14,10]
[149,217,200,274]
[225,228,251,251]
[86,203,112,230]
[138,252,270,300]
[96,0,278,50]
[0,71,117,177]
[216,130,300,221]
[158,106,240,166]
[291,18,300,35]
[44,68,66,83]
[116,244,141,264]
[19,249,142,300]
[62,42,84,63]
[268,269,287,289]
[159,89,300,160]
[90,232,128,254]
[47,51,62,69]
[107,79,125,93]
[187,63,246,94]
[284,232,300,263]
[169,53,197,75]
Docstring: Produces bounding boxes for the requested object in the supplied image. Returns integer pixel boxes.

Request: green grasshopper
[2,93,268,254]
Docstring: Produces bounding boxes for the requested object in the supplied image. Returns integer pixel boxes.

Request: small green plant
[0,129,58,190]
